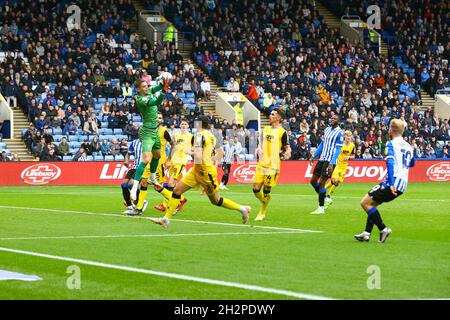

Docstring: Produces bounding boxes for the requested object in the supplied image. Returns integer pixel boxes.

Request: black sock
[365,216,374,233]
[222,173,229,185]
[121,183,131,206]
[319,188,326,206]
[311,181,320,194]
[367,208,386,231]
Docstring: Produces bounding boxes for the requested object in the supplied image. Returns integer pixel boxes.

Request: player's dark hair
[197,115,210,129]
[275,109,285,120]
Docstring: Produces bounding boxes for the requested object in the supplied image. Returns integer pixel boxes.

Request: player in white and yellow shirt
[154,119,193,212]
[324,130,355,209]
[253,109,291,221]
[150,116,251,228]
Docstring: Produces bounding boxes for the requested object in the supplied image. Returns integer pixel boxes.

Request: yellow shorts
[142,161,167,184]
[181,166,219,195]
[332,165,348,182]
[169,164,186,180]
[253,165,279,187]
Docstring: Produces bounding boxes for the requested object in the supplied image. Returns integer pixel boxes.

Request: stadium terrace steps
[315,1,340,30]
[316,1,388,57]
[419,90,436,112]
[2,138,34,161]
[5,109,34,161]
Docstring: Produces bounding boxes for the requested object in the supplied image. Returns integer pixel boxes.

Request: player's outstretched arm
[149,83,163,94]
[145,93,165,107]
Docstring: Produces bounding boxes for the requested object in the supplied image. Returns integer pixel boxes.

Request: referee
[309,115,344,214]
[220,138,237,190]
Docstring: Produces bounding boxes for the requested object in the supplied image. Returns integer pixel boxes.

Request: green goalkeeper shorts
[139,128,161,153]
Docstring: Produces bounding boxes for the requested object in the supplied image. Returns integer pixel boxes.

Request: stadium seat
[104,128,114,135]
[104,155,114,161]
[63,156,72,161]
[53,128,62,135]
[86,156,94,161]
[186,92,195,98]
[95,155,104,161]
[115,154,125,161]
[68,135,79,142]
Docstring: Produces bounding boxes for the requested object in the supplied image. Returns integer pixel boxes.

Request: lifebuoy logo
[20,164,61,185]
[426,162,450,181]
[233,163,257,183]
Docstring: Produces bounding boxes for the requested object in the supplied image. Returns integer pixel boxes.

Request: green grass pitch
[0,183,449,300]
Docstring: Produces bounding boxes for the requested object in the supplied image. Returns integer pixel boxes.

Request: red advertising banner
[0,160,449,186]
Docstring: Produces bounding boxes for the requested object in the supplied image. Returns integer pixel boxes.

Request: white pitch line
[1,189,449,202]
[0,246,334,300]
[0,205,322,233]
[0,231,305,241]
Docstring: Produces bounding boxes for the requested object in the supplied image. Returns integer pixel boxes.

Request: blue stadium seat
[113,128,123,135]
[115,154,125,161]
[95,155,104,161]
[105,135,116,141]
[86,156,94,161]
[186,92,195,98]
[132,116,141,122]
[104,155,114,161]
[63,156,72,161]
[104,128,114,135]
[97,97,107,103]
[68,135,79,142]
[53,128,62,135]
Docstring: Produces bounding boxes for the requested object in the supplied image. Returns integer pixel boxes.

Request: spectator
[227,77,240,92]
[0,150,10,162]
[110,139,120,156]
[63,119,78,135]
[83,117,99,135]
[58,137,72,157]
[200,77,211,101]
[119,138,129,157]
[90,137,102,158]
[101,139,111,156]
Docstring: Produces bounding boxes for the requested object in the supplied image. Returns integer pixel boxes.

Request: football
[159,71,173,83]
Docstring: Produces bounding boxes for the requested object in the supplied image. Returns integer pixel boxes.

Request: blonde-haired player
[324,130,355,209]
[150,116,251,228]
[253,109,291,221]
[154,119,192,212]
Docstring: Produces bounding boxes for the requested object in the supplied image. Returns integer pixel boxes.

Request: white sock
[130,180,139,199]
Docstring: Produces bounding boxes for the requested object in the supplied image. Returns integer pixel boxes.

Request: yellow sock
[253,189,264,203]
[325,181,332,196]
[159,187,184,203]
[164,195,182,219]
[162,198,169,208]
[328,184,337,196]
[220,198,242,212]
[136,188,148,210]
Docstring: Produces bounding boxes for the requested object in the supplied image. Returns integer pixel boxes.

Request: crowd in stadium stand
[0,0,449,161]
[158,0,450,160]
[321,0,449,97]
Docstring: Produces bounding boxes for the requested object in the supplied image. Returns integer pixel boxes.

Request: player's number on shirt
[401,149,412,168]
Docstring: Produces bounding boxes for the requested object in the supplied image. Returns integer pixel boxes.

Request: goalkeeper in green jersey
[130,76,170,200]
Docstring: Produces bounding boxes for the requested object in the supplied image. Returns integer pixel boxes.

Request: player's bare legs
[206,191,251,224]
[355,194,391,243]
[253,181,272,221]
[151,181,191,228]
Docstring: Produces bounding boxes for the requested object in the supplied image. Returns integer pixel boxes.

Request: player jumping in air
[324,130,355,209]
[131,114,187,216]
[253,109,291,221]
[354,119,414,243]
[150,116,251,228]
[309,114,344,214]
[130,77,170,201]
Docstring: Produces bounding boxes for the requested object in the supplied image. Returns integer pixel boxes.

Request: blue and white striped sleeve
[128,141,134,154]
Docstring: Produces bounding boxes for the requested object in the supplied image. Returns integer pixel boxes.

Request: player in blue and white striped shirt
[121,139,143,212]
[355,119,415,243]
[219,138,237,190]
[309,115,344,214]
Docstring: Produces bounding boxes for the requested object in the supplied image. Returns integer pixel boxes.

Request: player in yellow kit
[150,116,251,228]
[324,130,355,209]
[154,119,193,212]
[253,109,291,221]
